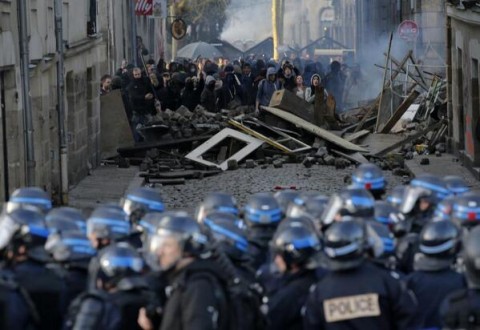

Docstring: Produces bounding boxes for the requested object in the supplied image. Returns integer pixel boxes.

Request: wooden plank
[229,119,311,153]
[388,54,429,91]
[261,106,368,153]
[374,120,445,156]
[269,89,314,122]
[380,90,420,133]
[345,129,370,143]
[375,85,404,133]
[331,150,370,164]
[375,32,393,133]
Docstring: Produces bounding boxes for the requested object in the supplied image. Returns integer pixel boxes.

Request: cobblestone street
[158,164,407,211]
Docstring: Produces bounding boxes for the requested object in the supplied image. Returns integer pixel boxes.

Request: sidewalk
[68,165,143,214]
[404,153,480,190]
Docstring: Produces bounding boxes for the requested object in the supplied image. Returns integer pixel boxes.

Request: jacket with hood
[256,67,282,107]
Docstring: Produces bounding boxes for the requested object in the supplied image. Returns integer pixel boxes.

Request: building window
[87,0,97,36]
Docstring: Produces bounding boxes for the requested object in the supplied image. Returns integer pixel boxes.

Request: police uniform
[160,259,229,330]
[266,269,317,330]
[406,268,466,328]
[303,261,418,329]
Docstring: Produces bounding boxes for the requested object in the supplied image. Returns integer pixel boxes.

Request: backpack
[183,255,268,330]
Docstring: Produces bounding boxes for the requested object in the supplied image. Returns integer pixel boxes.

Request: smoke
[220,0,271,49]
[356,33,413,101]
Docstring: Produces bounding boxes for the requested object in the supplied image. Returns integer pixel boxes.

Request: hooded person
[255,67,282,114]
[305,73,327,103]
[200,75,219,112]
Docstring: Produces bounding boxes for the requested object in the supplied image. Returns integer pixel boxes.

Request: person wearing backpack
[266,220,321,330]
[139,213,230,330]
[66,243,151,330]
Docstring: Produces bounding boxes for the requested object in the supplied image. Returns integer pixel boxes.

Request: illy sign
[398,20,419,41]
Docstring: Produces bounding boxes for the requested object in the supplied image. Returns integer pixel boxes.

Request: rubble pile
[110,48,448,187]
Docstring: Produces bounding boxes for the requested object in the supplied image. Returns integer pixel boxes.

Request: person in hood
[255,67,281,114]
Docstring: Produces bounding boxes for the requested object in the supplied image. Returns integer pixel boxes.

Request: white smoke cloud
[220,0,271,49]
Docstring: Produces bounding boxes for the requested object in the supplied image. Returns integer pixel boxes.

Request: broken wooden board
[228,119,311,154]
[269,89,314,122]
[391,104,421,133]
[375,84,404,133]
[261,106,368,153]
[100,90,135,159]
[380,90,420,133]
[184,128,264,171]
[345,130,371,143]
[331,150,370,164]
[374,120,445,156]
[362,133,406,156]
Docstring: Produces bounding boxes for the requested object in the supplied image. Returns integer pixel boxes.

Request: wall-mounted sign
[171,18,187,40]
[398,20,419,41]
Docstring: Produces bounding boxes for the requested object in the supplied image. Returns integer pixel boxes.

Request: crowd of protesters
[99,52,365,142]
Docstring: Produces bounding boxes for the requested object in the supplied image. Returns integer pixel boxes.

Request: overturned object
[185,128,264,171]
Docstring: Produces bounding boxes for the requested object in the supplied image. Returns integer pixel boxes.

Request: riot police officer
[243,193,283,270]
[0,207,67,330]
[195,192,240,223]
[120,187,165,224]
[303,220,418,329]
[267,220,321,330]
[140,213,230,330]
[405,220,466,328]
[350,163,386,200]
[68,242,150,330]
[3,186,53,214]
[46,206,87,234]
[441,225,480,329]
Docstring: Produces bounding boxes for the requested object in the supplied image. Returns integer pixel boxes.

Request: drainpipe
[446,14,453,152]
[18,0,36,186]
[54,0,68,204]
[0,72,9,200]
[129,0,138,66]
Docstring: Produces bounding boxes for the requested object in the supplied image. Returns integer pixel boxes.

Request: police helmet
[415,220,461,271]
[203,212,249,261]
[443,175,470,196]
[98,242,144,287]
[386,185,407,209]
[45,231,96,266]
[138,210,189,243]
[321,188,375,228]
[463,226,480,288]
[451,191,480,229]
[5,187,52,214]
[46,207,87,234]
[87,206,131,241]
[271,221,321,269]
[374,201,397,227]
[148,213,209,263]
[244,192,283,227]
[195,192,239,223]
[323,220,367,271]
[350,163,386,198]
[287,194,329,221]
[121,187,164,223]
[273,190,300,214]
[399,174,450,214]
[0,207,50,261]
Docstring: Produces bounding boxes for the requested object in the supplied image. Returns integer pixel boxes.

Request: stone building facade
[446,3,480,176]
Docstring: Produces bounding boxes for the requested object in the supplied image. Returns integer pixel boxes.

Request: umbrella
[177,42,223,60]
